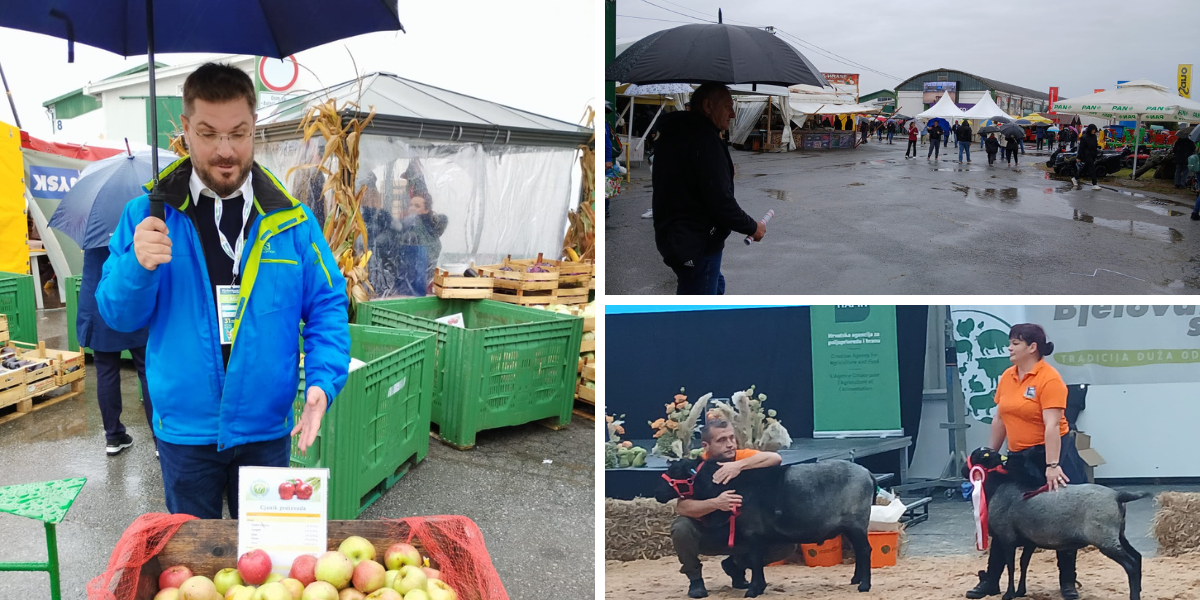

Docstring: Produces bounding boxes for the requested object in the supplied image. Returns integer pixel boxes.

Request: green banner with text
[810,305,903,437]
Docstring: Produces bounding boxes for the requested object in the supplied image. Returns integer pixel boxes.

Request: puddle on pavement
[1135,201,1188,217]
[753,173,768,177]
[848,182,865,187]
[953,185,1185,244]
[763,189,791,201]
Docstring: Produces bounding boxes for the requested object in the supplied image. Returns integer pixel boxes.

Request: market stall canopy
[257,72,593,149]
[1051,80,1200,122]
[605,22,828,87]
[961,93,1007,120]
[1020,113,1054,124]
[916,91,966,120]
[621,83,694,96]
[789,101,881,116]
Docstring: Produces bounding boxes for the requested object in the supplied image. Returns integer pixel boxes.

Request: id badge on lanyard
[214,194,253,346]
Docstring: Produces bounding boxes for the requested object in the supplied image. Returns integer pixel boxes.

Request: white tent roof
[789,100,881,115]
[916,92,965,120]
[1052,80,1200,122]
[962,93,1008,120]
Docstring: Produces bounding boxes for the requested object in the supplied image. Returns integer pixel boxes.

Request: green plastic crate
[290,324,435,520]
[66,274,131,360]
[357,298,583,449]
[0,271,38,344]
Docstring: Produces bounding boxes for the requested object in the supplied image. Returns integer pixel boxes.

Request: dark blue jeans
[671,251,726,295]
[158,435,291,518]
[1193,190,1200,215]
[94,347,153,443]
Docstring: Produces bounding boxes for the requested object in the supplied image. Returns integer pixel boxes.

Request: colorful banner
[1032,305,1200,385]
[950,306,1028,424]
[923,81,956,104]
[810,305,902,438]
[1094,89,1105,93]
[21,148,88,278]
[820,72,860,102]
[1180,64,1192,98]
[1048,87,1059,114]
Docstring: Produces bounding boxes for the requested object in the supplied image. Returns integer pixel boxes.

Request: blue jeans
[1193,190,1200,214]
[671,251,726,295]
[928,140,940,158]
[958,141,971,162]
[158,435,291,518]
[1175,162,1192,187]
[887,132,894,143]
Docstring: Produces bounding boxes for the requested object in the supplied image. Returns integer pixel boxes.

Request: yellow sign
[0,121,28,274]
[1180,64,1192,98]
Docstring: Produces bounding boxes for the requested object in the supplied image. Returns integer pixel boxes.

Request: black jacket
[652,111,758,266]
[1173,136,1196,160]
[956,123,973,143]
[985,136,1000,153]
[929,125,943,141]
[1078,132,1100,160]
[1005,136,1019,151]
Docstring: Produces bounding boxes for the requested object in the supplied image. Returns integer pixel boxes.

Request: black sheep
[658,457,876,597]
[968,448,1149,600]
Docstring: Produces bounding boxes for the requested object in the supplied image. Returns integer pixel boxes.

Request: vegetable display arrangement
[604,414,647,468]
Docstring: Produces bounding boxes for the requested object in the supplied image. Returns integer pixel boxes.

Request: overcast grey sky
[617,0,1199,100]
[0,0,595,139]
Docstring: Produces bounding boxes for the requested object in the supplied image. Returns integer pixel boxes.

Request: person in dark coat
[1073,125,1102,189]
[1172,133,1196,189]
[956,120,973,163]
[985,134,1000,165]
[927,122,943,160]
[78,246,154,456]
[1005,135,1020,166]
[652,83,764,295]
[396,186,449,294]
[1035,126,1046,152]
[886,120,896,144]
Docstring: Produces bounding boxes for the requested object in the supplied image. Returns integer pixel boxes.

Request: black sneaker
[1191,212,1200,221]
[106,433,133,456]
[688,578,708,598]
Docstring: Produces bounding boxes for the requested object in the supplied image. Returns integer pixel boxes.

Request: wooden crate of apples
[141,521,463,600]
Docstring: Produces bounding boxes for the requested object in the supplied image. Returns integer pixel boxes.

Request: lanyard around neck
[211,191,254,277]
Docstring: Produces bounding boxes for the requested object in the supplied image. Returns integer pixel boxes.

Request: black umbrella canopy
[979,126,1001,134]
[606,23,828,87]
[999,123,1025,139]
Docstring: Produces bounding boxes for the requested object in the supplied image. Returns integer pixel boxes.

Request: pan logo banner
[1030,305,1200,385]
[810,305,902,438]
[1180,64,1192,98]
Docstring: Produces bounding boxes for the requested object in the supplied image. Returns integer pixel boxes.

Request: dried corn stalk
[563,106,596,261]
[287,96,377,320]
[168,134,187,158]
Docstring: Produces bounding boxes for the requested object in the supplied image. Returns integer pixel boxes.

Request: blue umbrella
[49,148,179,249]
[0,0,404,218]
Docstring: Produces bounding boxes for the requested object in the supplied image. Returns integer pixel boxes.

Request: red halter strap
[661,460,706,499]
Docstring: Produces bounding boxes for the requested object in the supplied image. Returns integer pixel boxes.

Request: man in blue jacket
[97,63,349,519]
[78,246,154,456]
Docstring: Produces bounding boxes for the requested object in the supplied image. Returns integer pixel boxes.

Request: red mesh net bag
[86,512,198,600]
[386,515,509,600]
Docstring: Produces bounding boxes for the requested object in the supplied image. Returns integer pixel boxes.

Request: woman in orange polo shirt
[965,323,1089,600]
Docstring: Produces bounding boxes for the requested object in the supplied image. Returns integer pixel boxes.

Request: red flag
[1048,87,1059,115]
[1094,89,1105,93]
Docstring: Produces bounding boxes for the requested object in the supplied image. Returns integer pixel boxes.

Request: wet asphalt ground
[0,308,595,600]
[606,138,1200,294]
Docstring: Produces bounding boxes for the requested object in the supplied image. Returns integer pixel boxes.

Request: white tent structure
[1052,79,1200,177]
[617,83,691,168]
[962,93,1008,121]
[916,91,966,122]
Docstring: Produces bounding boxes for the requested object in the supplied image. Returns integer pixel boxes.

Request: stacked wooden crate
[576,314,596,407]
[478,257,560,306]
[0,341,87,425]
[431,269,493,299]
[0,314,8,344]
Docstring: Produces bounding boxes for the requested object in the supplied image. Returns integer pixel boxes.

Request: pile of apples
[153,536,458,600]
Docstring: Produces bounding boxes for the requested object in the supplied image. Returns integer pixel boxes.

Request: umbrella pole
[0,61,21,129]
[146,0,165,221]
[626,99,633,183]
[1131,121,1140,180]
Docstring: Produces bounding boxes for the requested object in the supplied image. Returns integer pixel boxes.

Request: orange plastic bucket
[800,536,842,567]
[868,531,899,567]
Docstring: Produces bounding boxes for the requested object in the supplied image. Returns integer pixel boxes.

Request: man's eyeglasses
[194,130,252,146]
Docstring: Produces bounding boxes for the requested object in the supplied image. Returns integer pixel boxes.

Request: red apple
[290,554,319,586]
[160,565,194,590]
[280,482,295,500]
[382,544,420,571]
[352,559,386,593]
[295,483,314,500]
[239,549,274,586]
[421,568,439,581]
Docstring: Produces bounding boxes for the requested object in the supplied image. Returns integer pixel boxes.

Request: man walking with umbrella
[97,64,350,518]
[653,83,765,295]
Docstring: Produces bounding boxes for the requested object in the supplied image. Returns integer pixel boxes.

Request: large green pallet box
[0,271,38,344]
[357,297,584,449]
[290,324,436,520]
[66,275,132,360]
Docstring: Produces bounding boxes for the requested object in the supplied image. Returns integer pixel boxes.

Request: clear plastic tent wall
[255,135,576,299]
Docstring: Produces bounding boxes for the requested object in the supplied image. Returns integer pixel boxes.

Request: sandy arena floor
[606,550,1200,600]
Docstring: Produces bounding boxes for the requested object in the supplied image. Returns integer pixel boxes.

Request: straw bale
[606,497,678,561]
[1152,492,1200,556]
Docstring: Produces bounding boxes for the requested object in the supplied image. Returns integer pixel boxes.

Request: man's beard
[197,157,253,198]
